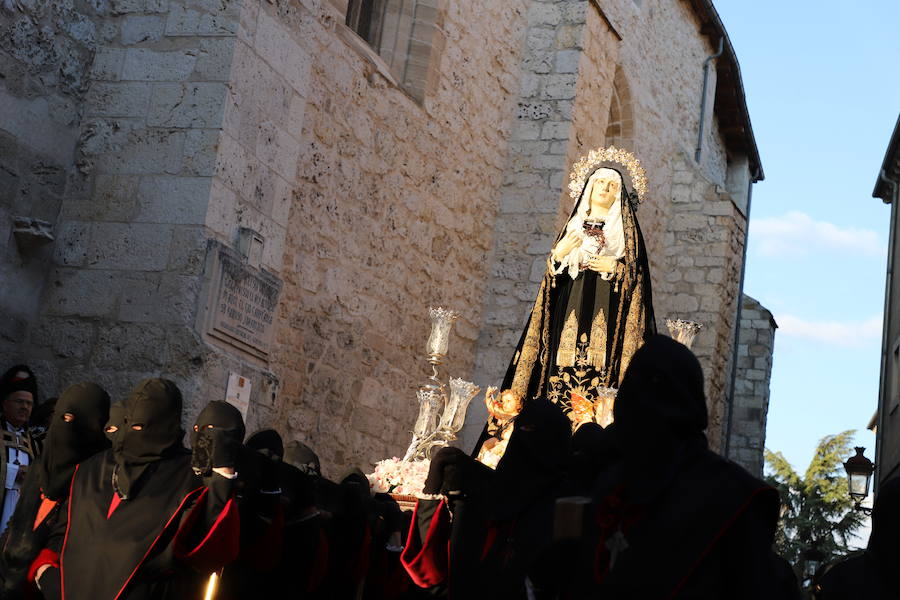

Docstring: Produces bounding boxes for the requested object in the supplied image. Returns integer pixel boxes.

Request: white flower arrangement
[367,457,431,496]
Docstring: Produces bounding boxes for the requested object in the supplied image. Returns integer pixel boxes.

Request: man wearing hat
[0,365,39,533]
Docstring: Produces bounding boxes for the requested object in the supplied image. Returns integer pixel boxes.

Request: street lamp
[843,446,875,513]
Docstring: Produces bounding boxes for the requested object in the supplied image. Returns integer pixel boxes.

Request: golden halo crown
[568,146,648,204]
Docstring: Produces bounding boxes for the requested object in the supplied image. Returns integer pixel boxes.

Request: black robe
[49,449,239,600]
[0,381,110,599]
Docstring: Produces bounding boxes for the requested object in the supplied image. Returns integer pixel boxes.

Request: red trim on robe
[666,486,777,599]
[173,490,241,574]
[33,496,58,531]
[59,464,79,600]
[106,493,122,519]
[400,499,451,588]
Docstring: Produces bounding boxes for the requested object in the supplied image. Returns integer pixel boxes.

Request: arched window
[342,0,441,102]
[605,67,634,150]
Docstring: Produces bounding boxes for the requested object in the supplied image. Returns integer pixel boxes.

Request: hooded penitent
[38,382,111,501]
[190,401,245,478]
[112,378,185,500]
[0,382,110,599]
[594,336,780,598]
[55,378,240,600]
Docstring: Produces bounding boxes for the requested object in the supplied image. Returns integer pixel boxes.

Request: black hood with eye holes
[38,382,110,501]
[113,378,186,499]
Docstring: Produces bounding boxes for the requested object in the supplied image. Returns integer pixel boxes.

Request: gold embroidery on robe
[510,279,546,400]
[587,307,608,369]
[556,309,579,368]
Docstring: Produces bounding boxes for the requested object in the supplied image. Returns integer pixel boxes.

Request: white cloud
[751,211,885,257]
[776,313,883,348]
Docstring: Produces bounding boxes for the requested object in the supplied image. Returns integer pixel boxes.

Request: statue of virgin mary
[477,148,656,457]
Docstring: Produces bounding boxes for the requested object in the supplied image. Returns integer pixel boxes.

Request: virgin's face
[588,175,621,214]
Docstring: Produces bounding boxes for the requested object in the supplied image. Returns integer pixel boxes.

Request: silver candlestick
[666,318,703,350]
[422,307,459,394]
[402,389,445,461]
[435,378,480,445]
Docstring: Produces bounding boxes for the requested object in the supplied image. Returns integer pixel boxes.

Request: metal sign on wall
[201,242,282,362]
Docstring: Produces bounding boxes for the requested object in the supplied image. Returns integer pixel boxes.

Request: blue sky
[715,1,900,475]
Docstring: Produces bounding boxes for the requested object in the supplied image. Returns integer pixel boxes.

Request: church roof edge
[686,0,764,183]
[873,114,900,203]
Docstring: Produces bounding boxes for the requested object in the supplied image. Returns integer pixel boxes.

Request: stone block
[673,170,694,185]
[121,15,166,45]
[85,82,153,118]
[93,321,169,368]
[44,269,120,317]
[182,129,220,177]
[30,317,95,360]
[540,121,569,140]
[121,128,190,176]
[517,102,552,120]
[135,176,211,224]
[672,184,691,203]
[167,225,209,275]
[555,25,583,49]
[165,3,240,36]
[529,3,561,26]
[148,82,227,128]
[703,201,734,217]
[254,10,312,95]
[121,49,198,81]
[525,27,555,51]
[118,273,200,324]
[519,74,541,98]
[52,221,90,267]
[194,38,237,81]
[256,122,302,182]
[540,74,577,99]
[561,2,587,23]
[671,293,699,313]
[745,369,765,381]
[512,121,541,140]
[554,50,581,74]
[86,222,174,270]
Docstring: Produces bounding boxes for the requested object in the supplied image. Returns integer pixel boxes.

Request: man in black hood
[32,379,241,600]
[591,335,780,598]
[816,476,900,599]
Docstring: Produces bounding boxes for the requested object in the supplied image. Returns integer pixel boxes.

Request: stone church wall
[728,294,777,476]
[263,0,530,472]
[1,0,766,476]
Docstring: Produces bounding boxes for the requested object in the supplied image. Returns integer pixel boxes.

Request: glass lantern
[843,446,875,503]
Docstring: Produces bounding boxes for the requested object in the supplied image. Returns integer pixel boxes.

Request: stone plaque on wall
[203,243,282,361]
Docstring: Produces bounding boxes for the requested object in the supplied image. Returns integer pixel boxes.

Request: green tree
[764,430,866,588]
